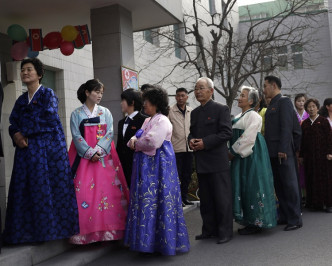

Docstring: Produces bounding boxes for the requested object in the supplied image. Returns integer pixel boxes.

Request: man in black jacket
[188,77,233,244]
[116,89,147,187]
[264,76,302,231]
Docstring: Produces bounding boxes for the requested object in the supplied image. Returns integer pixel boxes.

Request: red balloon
[11,42,29,61]
[60,41,74,56]
[44,32,62,49]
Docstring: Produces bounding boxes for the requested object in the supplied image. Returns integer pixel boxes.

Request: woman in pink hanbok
[294,93,309,201]
[68,79,129,244]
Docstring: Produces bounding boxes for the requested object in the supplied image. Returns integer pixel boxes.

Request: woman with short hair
[124,85,190,255]
[4,58,79,244]
[229,86,277,235]
[299,98,332,212]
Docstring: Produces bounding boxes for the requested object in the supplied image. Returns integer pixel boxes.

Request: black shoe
[238,225,262,235]
[195,234,216,240]
[326,207,332,213]
[284,224,302,231]
[182,201,186,207]
[183,199,194,206]
[216,237,232,244]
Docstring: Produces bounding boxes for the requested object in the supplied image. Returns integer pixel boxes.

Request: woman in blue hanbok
[229,86,277,235]
[124,85,190,256]
[4,58,79,244]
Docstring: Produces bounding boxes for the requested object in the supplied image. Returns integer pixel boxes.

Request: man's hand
[298,157,304,165]
[13,132,28,149]
[278,152,287,160]
[192,138,204,151]
[327,154,332,161]
[91,153,101,162]
[228,152,234,161]
[189,139,196,150]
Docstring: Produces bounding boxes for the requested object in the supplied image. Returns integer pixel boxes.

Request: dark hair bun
[77,79,104,104]
[77,83,88,104]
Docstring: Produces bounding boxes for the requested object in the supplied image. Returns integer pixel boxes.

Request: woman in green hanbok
[229,86,277,235]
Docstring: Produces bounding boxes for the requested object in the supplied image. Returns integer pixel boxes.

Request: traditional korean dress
[300,115,332,209]
[68,104,129,244]
[230,109,277,228]
[124,113,190,255]
[4,86,79,244]
[295,109,310,191]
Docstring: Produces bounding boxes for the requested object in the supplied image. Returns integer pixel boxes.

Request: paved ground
[86,208,332,266]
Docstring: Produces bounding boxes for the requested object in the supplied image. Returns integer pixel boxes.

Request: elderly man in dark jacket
[188,77,233,244]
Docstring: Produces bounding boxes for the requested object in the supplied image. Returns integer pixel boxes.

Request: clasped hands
[13,132,28,149]
[189,138,204,151]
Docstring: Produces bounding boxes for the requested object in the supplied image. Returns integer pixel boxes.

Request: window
[143,30,153,44]
[174,24,181,59]
[277,46,288,71]
[173,24,186,60]
[143,29,160,46]
[263,49,272,71]
[209,0,216,15]
[43,69,56,90]
[292,44,303,69]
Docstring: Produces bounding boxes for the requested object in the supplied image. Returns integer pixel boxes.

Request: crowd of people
[1,58,332,256]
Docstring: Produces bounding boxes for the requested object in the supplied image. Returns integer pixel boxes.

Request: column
[90,5,135,141]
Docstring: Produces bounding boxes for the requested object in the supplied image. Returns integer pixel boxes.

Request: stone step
[0,239,72,266]
[0,203,199,266]
[35,242,118,266]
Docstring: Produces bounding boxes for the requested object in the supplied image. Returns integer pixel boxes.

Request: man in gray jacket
[188,77,233,244]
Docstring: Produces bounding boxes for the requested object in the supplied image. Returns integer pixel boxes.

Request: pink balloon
[11,42,29,61]
[60,41,74,56]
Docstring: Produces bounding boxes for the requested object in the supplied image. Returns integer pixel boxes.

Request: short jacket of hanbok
[70,104,113,159]
[128,113,172,156]
[231,109,262,158]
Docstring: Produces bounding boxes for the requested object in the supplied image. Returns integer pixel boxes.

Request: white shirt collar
[309,114,319,125]
[83,104,99,118]
[127,111,139,120]
[28,84,42,104]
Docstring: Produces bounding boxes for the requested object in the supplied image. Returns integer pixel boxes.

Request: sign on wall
[121,66,139,91]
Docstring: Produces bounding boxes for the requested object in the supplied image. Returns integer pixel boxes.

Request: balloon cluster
[7,24,90,61]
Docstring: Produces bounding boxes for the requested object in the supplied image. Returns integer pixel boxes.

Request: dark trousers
[175,152,193,200]
[198,171,233,239]
[271,157,302,226]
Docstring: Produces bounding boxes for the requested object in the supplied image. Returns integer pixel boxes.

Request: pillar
[90,5,135,141]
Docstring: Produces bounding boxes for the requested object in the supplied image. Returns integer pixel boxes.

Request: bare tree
[135,0,325,109]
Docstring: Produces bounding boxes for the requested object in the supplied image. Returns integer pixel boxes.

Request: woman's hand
[129,138,137,150]
[228,151,235,161]
[327,154,332,161]
[13,132,28,149]
[91,153,101,162]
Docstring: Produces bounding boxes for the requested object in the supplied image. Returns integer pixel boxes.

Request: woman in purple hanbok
[124,85,190,256]
[294,93,309,200]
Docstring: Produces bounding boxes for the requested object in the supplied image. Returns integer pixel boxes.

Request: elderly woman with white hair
[229,86,277,235]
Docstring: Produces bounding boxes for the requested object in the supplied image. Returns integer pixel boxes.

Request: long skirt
[231,129,277,228]
[124,140,190,255]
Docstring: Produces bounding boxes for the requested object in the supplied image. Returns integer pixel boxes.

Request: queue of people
[1,58,332,256]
